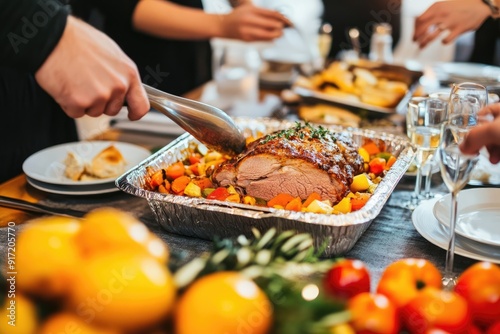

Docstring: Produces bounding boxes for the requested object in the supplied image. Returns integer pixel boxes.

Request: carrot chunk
[351,193,371,211]
[285,197,303,212]
[303,192,322,208]
[362,142,380,155]
[166,162,185,180]
[171,175,191,194]
[267,193,295,208]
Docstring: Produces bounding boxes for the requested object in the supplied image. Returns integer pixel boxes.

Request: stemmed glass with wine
[438,102,483,289]
[405,97,448,209]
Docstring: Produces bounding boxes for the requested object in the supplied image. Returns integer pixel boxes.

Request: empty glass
[449,82,488,111]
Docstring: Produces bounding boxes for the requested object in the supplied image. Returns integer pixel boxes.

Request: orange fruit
[15,216,81,297]
[68,251,176,331]
[76,208,169,263]
[38,312,118,334]
[175,271,272,334]
[0,294,38,334]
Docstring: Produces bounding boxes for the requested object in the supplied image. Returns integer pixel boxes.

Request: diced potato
[306,199,334,214]
[350,173,370,193]
[225,194,240,203]
[183,182,201,198]
[196,143,208,156]
[333,197,352,214]
[204,159,225,170]
[243,196,256,206]
[197,163,206,177]
[368,183,378,194]
[205,151,223,162]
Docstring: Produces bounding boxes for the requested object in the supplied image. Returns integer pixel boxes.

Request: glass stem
[424,171,432,198]
[412,166,422,204]
[444,190,458,287]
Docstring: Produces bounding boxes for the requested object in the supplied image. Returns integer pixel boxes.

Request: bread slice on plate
[64,151,85,181]
[86,145,126,179]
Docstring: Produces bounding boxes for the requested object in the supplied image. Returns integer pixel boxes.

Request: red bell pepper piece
[206,187,230,201]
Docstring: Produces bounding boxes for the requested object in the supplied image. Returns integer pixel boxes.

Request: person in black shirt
[82,0,290,96]
[0,0,149,182]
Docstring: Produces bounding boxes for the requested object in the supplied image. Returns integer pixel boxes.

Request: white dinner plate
[26,176,119,196]
[23,141,151,186]
[434,62,500,84]
[433,188,500,247]
[412,198,500,264]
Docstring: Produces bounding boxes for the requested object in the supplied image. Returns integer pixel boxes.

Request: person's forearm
[132,0,223,40]
[0,0,69,72]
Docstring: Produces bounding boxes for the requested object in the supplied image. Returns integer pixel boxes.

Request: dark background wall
[321,0,402,59]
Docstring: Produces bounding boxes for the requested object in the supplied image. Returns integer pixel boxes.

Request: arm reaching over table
[460,104,500,164]
[0,0,149,120]
[35,16,149,120]
[413,0,494,48]
[130,0,290,42]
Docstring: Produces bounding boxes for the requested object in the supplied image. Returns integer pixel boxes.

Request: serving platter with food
[116,118,416,256]
[292,60,423,114]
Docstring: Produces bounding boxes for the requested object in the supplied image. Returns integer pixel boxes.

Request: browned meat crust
[212,123,364,204]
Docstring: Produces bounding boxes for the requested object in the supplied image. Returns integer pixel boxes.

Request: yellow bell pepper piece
[358,147,370,162]
[333,197,352,214]
[350,173,370,193]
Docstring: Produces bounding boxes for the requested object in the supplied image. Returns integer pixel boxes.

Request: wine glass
[438,111,481,289]
[404,97,448,209]
[449,82,488,111]
[424,92,452,199]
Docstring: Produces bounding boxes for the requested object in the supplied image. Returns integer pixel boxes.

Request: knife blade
[0,195,87,218]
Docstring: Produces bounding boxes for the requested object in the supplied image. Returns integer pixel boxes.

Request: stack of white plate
[412,188,500,263]
[22,141,151,196]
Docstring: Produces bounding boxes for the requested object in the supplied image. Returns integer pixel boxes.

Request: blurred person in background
[0,0,149,182]
[74,0,290,96]
[413,0,499,48]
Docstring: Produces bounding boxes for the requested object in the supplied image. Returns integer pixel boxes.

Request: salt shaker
[369,23,393,64]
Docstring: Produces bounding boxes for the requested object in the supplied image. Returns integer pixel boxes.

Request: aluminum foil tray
[116,118,416,257]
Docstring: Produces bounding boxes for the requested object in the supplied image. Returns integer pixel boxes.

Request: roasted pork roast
[212,123,364,204]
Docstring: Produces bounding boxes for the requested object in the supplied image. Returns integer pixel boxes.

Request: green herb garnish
[261,122,337,144]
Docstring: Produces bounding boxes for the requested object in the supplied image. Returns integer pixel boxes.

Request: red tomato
[369,157,386,175]
[206,187,230,201]
[401,287,471,334]
[376,258,442,308]
[486,321,500,334]
[454,262,500,328]
[323,259,370,300]
[348,292,400,334]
